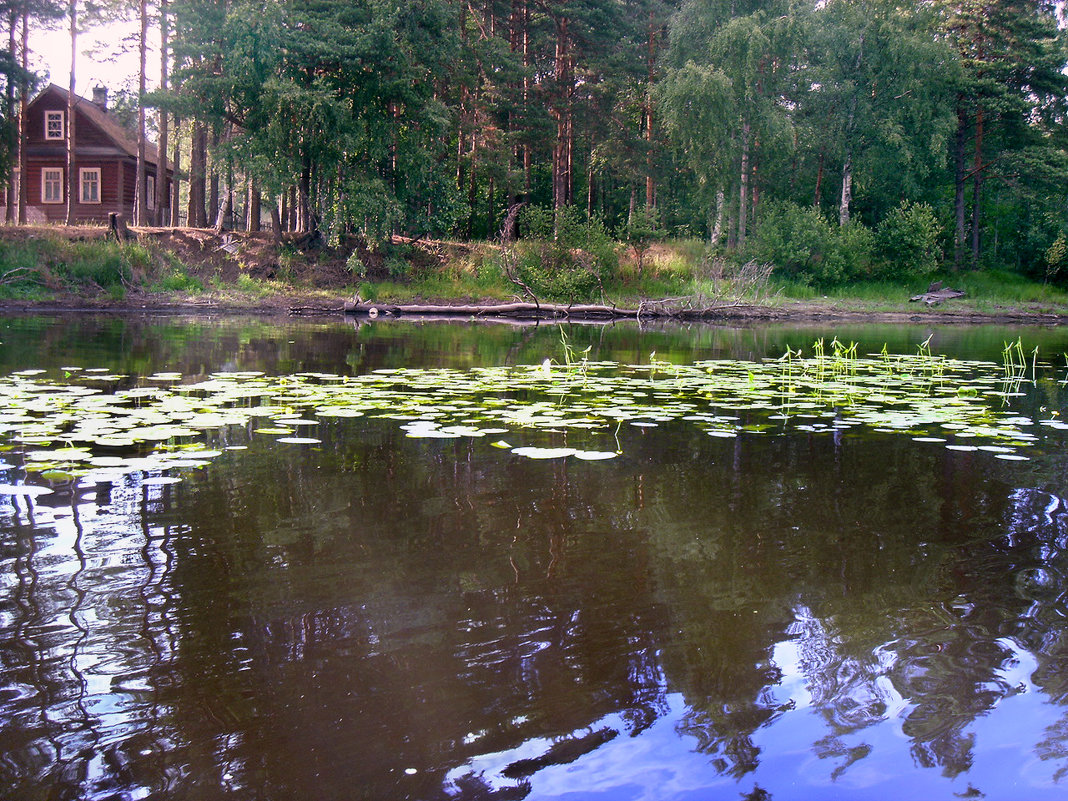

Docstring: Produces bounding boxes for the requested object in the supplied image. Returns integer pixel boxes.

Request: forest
[2,0,1068,289]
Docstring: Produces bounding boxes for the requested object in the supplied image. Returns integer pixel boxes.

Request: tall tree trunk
[170,116,181,225]
[725,195,736,250]
[135,0,148,226]
[213,168,231,233]
[838,96,858,226]
[208,141,219,224]
[17,9,28,223]
[248,177,261,231]
[507,0,525,232]
[710,189,725,245]
[586,146,594,218]
[813,151,824,207]
[838,150,853,227]
[953,104,968,270]
[270,200,282,245]
[644,10,656,209]
[6,12,15,223]
[188,119,207,226]
[298,155,312,233]
[970,105,984,267]
[467,136,477,237]
[155,0,169,224]
[551,15,572,225]
[522,0,531,196]
[737,120,750,250]
[751,139,760,226]
[65,0,77,226]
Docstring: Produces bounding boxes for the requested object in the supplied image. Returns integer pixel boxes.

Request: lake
[1,314,1067,801]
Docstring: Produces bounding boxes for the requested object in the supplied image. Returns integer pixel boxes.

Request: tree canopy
[5,0,1068,280]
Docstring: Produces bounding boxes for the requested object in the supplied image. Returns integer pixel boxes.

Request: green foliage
[513,206,619,301]
[748,202,871,287]
[624,206,663,277]
[345,249,367,279]
[1044,234,1066,284]
[6,238,153,293]
[0,241,43,289]
[150,269,205,294]
[874,202,942,278]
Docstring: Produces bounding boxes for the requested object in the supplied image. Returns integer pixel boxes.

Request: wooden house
[8,83,171,224]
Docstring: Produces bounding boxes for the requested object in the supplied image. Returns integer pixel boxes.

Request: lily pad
[0,483,54,496]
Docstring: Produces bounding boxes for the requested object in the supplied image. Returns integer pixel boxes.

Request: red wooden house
[10,83,171,224]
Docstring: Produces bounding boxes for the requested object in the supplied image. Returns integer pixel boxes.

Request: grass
[0,235,143,295]
[2,226,1067,317]
[771,268,1068,312]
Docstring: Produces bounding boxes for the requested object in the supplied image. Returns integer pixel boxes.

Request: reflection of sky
[449,633,1068,801]
[447,698,740,800]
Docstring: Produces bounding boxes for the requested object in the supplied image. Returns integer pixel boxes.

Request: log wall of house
[24,161,138,223]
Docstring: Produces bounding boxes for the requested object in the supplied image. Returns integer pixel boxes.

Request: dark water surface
[1,314,1067,801]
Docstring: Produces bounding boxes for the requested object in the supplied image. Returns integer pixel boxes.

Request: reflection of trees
[635,425,1056,782]
[0,484,185,800]
[997,486,1068,781]
[3,362,1068,798]
[130,421,673,799]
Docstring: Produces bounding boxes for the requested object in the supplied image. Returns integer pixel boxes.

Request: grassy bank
[1,225,1067,318]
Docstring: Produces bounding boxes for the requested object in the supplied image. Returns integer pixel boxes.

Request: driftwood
[342,298,770,321]
[909,281,966,306]
[344,299,640,320]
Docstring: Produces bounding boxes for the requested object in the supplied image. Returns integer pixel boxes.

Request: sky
[30,18,158,98]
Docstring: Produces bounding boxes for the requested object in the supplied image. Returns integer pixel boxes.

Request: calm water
[1,314,1067,801]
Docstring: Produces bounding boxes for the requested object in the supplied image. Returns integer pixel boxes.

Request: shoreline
[1,293,1066,326]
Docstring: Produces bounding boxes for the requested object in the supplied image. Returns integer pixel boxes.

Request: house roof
[31,83,162,166]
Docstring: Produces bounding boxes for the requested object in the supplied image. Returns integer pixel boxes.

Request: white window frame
[45,110,64,141]
[42,168,63,204]
[80,167,101,204]
[146,174,156,209]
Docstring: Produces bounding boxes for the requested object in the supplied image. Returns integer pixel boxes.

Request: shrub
[830,221,875,281]
[1044,233,1066,284]
[874,201,942,278]
[748,202,869,286]
[512,205,618,301]
[623,205,663,277]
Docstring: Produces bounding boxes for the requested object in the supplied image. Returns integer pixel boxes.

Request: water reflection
[0,316,1067,800]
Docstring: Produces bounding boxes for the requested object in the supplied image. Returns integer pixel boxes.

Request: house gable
[26,84,161,165]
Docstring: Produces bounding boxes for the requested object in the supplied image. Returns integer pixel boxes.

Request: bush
[748,202,870,286]
[1044,233,1066,284]
[874,201,942,278]
[623,205,663,277]
[512,205,618,301]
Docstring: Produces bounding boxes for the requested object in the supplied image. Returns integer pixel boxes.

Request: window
[45,110,64,140]
[80,168,101,204]
[146,175,156,209]
[42,168,63,204]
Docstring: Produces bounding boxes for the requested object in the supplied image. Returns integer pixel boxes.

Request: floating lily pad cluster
[0,350,1061,491]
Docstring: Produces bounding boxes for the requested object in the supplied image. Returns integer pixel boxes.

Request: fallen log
[909,284,966,306]
[343,300,641,319]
